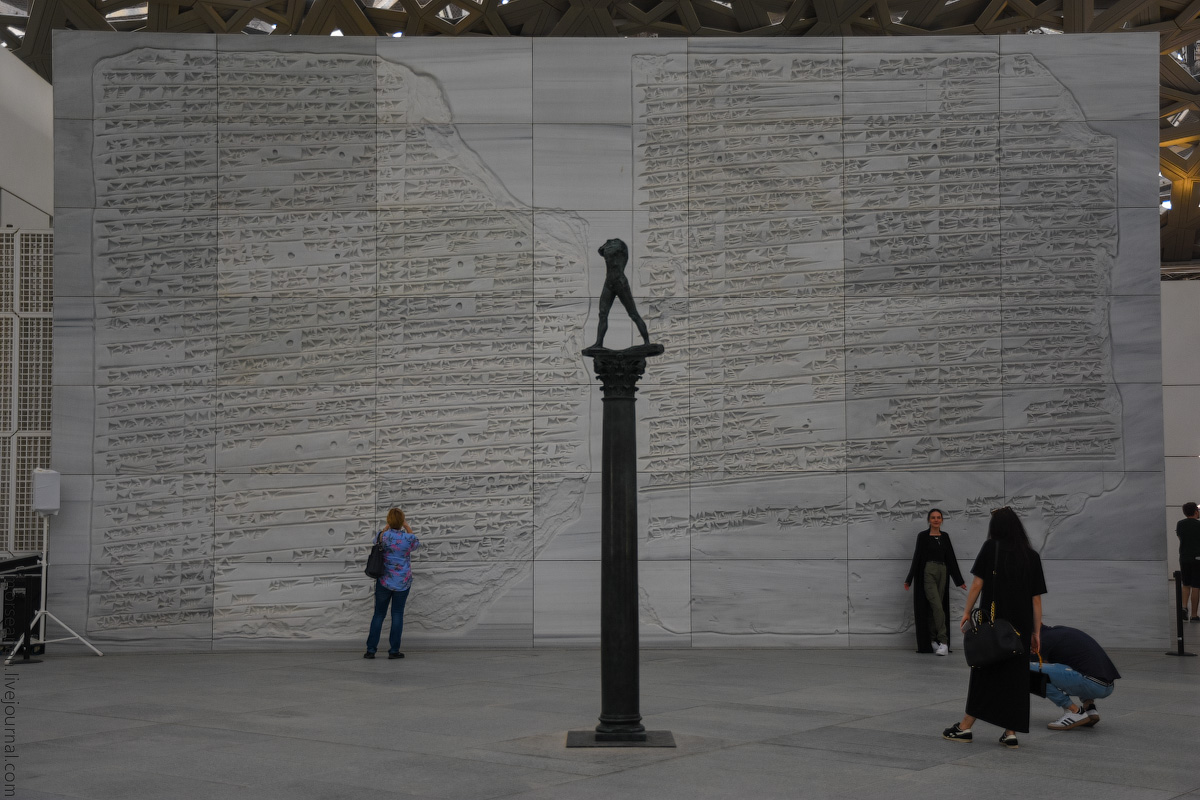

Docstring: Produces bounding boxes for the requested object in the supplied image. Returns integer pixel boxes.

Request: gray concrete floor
[10,645,1200,800]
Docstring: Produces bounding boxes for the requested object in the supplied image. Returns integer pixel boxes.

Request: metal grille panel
[17,233,53,314]
[1,231,52,553]
[12,435,50,552]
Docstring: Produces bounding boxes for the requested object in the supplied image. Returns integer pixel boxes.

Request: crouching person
[1032,624,1120,730]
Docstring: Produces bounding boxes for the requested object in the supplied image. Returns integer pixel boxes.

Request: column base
[565,730,676,747]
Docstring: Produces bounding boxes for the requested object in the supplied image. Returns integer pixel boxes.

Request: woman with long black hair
[942,506,1046,748]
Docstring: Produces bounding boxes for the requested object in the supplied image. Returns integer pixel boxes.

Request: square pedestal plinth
[565,730,676,747]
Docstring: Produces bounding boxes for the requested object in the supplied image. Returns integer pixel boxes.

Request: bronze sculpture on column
[567,239,673,748]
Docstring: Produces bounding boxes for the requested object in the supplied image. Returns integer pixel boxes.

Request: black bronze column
[566,343,673,747]
[566,237,674,748]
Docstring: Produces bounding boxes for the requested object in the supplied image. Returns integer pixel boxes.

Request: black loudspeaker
[0,559,42,650]
[32,468,59,515]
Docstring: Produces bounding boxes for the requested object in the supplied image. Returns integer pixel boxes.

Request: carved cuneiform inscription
[633,50,1122,481]
[87,49,587,637]
[82,42,1138,642]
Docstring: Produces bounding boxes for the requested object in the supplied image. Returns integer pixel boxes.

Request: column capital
[581,343,666,398]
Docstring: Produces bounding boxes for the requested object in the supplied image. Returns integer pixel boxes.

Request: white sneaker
[935,642,949,656]
[1048,710,1090,730]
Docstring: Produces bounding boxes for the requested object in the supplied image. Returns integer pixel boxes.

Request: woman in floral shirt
[364,508,420,659]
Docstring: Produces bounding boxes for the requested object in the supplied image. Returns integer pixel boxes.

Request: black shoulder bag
[962,541,1024,668]
[364,531,386,579]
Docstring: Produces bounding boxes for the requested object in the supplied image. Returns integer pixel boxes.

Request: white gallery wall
[1163,280,1200,575]
[0,47,52,228]
[50,31,1164,651]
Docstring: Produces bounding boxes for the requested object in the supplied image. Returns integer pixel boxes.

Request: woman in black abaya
[942,507,1046,748]
[903,508,966,656]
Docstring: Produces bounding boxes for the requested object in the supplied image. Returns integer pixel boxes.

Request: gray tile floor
[10,644,1199,799]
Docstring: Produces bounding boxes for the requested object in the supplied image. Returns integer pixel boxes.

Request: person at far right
[1177,501,1200,621]
[943,507,1047,749]
[1030,623,1120,730]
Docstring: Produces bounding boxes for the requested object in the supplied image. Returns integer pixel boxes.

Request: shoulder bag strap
[989,539,1001,623]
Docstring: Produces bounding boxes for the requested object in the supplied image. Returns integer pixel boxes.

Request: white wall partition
[51,32,1164,650]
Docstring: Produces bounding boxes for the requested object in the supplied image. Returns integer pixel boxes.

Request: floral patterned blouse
[377,528,420,592]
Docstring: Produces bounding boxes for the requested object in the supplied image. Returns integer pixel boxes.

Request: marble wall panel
[998,33,1158,122]
[846,471,1003,561]
[690,473,848,560]
[1163,385,1200,459]
[533,559,691,647]
[1038,559,1163,648]
[51,474,93,566]
[49,385,94,475]
[377,471,535,562]
[533,210,629,300]
[691,560,850,647]
[52,33,1164,650]
[1002,471,1165,559]
[1162,283,1200,378]
[51,297,93,386]
[533,124,634,211]
[377,39,533,125]
[534,472,689,562]
[1110,294,1165,385]
[847,558,971,643]
[217,210,378,299]
[1120,382,1167,472]
[52,119,94,210]
[1165,456,1200,506]
[638,561,692,646]
[533,39,682,125]
[1114,207,1165,296]
[49,207,93,299]
[403,565,534,648]
[211,560,367,641]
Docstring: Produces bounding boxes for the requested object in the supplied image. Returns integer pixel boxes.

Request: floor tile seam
[405,747,630,781]
[27,763,266,792]
[938,754,1200,794]
[678,739,924,780]
[667,700,870,721]
[759,734,962,761]
[454,747,621,778]
[473,772,609,800]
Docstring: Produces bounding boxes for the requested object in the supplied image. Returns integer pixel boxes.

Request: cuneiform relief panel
[64,34,1160,647]
[81,42,587,642]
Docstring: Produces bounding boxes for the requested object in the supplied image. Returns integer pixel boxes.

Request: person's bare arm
[960,575,983,629]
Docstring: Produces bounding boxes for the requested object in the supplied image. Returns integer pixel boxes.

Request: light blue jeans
[1032,662,1115,709]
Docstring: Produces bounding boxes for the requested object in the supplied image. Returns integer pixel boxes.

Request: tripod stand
[4,513,102,665]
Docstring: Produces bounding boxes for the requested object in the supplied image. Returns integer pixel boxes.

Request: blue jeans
[1032,662,1115,709]
[366,583,410,655]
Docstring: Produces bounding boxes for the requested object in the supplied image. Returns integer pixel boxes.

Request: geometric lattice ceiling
[5,0,1200,272]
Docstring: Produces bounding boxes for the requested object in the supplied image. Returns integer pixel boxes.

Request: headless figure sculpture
[591,238,651,349]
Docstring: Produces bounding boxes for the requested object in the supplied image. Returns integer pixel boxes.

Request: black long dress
[965,541,1047,733]
[904,530,965,653]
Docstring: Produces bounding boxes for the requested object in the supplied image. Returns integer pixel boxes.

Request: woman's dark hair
[988,506,1032,565]
[927,508,944,522]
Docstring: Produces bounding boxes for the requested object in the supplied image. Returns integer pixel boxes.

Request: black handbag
[962,541,1024,668]
[364,531,386,579]
[963,605,1023,667]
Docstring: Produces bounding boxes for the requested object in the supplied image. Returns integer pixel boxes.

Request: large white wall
[0,47,52,228]
[50,31,1165,651]
[1163,281,1200,587]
